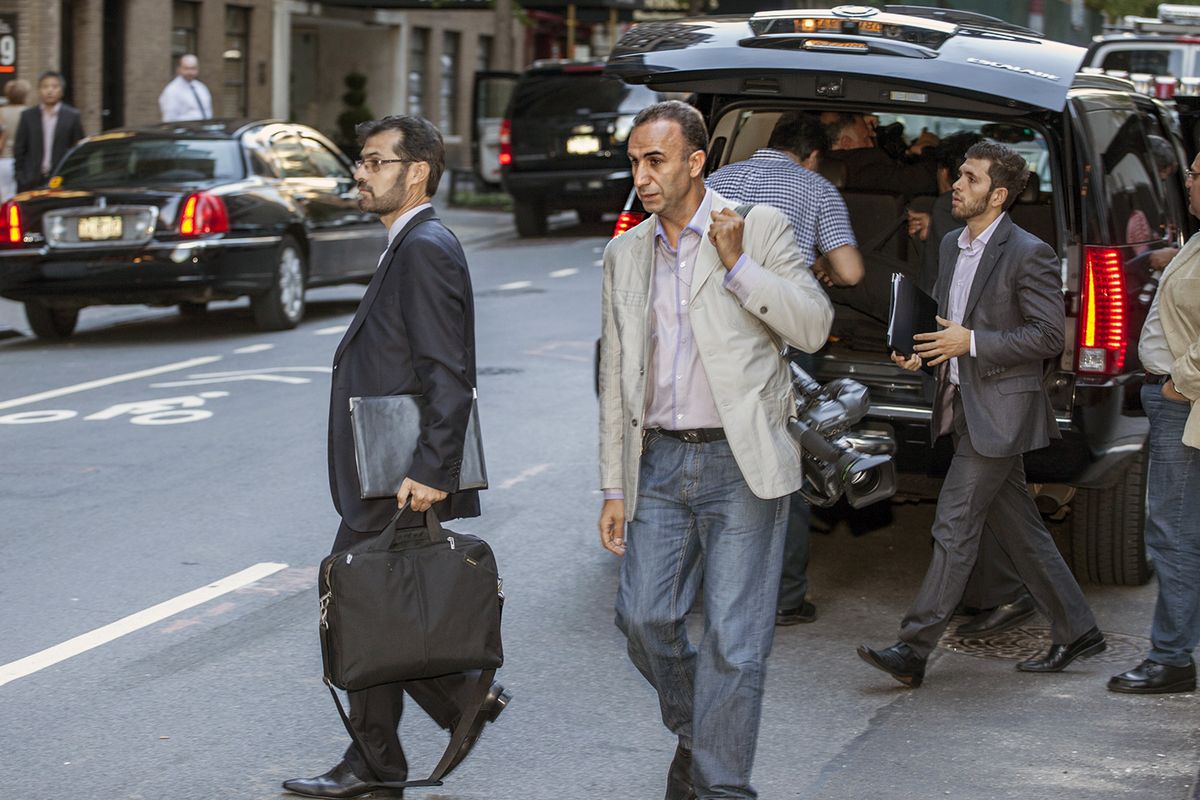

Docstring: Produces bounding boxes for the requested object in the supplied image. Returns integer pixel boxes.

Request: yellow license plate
[566,135,601,155]
[77,215,124,241]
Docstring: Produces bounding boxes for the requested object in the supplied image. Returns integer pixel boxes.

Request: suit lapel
[963,215,1011,322]
[690,196,727,302]
[334,207,437,363]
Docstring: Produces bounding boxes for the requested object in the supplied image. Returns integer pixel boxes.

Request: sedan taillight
[178,192,230,236]
[498,119,512,167]
[0,200,24,246]
[612,211,645,238]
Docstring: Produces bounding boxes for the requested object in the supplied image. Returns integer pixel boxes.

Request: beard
[357,166,409,215]
[951,192,989,221]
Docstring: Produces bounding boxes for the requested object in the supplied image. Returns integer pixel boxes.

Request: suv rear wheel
[25,301,79,340]
[1067,448,1152,586]
[514,200,547,238]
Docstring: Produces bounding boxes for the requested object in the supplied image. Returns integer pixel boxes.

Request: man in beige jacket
[1108,151,1200,696]
[597,101,831,800]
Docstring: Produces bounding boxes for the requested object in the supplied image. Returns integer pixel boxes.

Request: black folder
[887,273,939,374]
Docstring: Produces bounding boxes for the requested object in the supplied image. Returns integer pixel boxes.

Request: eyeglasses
[1186,169,1199,180]
[353,158,409,173]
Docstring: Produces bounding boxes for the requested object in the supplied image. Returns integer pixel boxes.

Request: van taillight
[0,201,23,245]
[612,211,645,238]
[1076,246,1126,375]
[178,192,229,236]
[498,119,512,167]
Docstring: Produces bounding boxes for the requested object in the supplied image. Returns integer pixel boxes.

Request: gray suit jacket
[931,213,1064,458]
[599,191,833,519]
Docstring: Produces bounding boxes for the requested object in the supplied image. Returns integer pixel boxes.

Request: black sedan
[0,119,386,339]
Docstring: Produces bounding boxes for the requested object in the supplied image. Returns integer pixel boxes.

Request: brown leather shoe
[665,744,696,800]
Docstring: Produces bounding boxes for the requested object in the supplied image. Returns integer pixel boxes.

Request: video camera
[786,358,897,509]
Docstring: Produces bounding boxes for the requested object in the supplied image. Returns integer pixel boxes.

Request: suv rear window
[511,72,658,117]
[1097,46,1184,77]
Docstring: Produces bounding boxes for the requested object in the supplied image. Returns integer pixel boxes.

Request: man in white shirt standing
[159,55,213,122]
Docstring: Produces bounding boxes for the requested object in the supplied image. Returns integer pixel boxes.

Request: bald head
[178,54,200,81]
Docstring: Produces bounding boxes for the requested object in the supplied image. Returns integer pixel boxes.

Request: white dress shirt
[947,213,1005,385]
[158,75,213,122]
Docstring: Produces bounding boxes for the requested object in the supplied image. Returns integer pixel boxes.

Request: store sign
[0,14,16,95]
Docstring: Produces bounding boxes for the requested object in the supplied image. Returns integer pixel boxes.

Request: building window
[223,5,250,117]
[478,35,493,73]
[440,31,460,134]
[171,1,199,74]
[408,27,429,119]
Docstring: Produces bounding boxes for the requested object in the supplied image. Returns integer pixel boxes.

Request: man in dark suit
[13,71,84,193]
[819,111,937,197]
[858,141,1103,687]
[284,116,509,799]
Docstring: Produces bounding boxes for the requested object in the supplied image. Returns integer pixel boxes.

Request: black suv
[605,5,1198,585]
[500,60,662,237]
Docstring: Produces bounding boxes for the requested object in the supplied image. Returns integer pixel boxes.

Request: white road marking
[0,356,222,412]
[592,259,603,267]
[151,366,331,388]
[550,268,578,278]
[497,281,533,290]
[315,325,349,336]
[0,562,288,688]
[233,344,275,354]
[498,463,551,489]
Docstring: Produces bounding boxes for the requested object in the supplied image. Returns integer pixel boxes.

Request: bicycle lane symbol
[0,392,230,426]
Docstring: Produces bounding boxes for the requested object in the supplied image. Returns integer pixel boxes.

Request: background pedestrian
[13,71,83,193]
[159,54,212,122]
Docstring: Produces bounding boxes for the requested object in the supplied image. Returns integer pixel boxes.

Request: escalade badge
[967,57,1060,82]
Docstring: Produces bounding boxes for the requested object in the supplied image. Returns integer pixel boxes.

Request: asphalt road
[0,206,1196,800]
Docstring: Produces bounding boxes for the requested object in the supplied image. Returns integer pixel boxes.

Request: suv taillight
[1076,246,1126,375]
[498,118,512,167]
[178,192,229,236]
[0,200,23,246]
[612,211,645,238]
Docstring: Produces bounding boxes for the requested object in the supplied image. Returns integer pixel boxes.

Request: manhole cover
[477,366,523,376]
[940,623,1148,665]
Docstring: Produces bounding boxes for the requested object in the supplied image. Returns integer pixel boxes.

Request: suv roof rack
[884,5,1044,38]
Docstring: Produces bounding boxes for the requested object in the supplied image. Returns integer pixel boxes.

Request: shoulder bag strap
[323,669,495,789]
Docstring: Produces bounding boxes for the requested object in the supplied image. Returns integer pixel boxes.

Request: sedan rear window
[55,138,245,187]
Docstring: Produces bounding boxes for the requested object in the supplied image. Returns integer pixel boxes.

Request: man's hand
[397,477,448,512]
[1164,378,1190,403]
[812,256,835,288]
[708,208,745,270]
[891,350,923,372]
[599,499,626,556]
[913,316,971,366]
[907,210,931,242]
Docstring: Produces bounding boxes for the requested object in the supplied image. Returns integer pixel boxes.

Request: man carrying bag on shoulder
[284,115,509,799]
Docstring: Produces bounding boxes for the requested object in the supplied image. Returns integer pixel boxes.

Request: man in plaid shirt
[707,111,862,626]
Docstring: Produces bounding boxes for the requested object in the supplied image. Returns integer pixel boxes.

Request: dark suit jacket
[930,213,1064,459]
[824,146,938,196]
[328,207,481,533]
[13,103,85,192]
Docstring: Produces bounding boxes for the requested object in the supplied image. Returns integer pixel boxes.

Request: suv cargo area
[605,5,1199,586]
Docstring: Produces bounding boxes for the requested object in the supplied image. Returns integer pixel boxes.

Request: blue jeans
[1142,384,1200,668]
[616,432,788,800]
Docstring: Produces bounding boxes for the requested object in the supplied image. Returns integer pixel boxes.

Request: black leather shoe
[857,642,927,688]
[776,600,818,626]
[664,743,696,800]
[957,592,1036,636]
[441,682,512,778]
[1108,659,1196,694]
[282,761,402,799]
[1016,627,1106,672]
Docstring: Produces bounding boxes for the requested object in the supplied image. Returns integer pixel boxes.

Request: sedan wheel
[251,237,306,330]
[25,301,79,340]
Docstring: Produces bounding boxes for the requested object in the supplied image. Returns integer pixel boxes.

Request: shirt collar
[750,148,794,163]
[42,103,61,117]
[957,211,1005,254]
[654,188,713,244]
[387,202,432,248]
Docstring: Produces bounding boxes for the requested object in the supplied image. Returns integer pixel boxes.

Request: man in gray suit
[858,141,1103,687]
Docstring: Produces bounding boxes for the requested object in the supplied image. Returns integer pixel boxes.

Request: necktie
[188,82,208,119]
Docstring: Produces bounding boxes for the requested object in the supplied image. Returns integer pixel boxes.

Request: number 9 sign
[0,35,14,67]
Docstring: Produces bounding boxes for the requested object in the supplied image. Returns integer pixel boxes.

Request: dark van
[605,5,1198,585]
